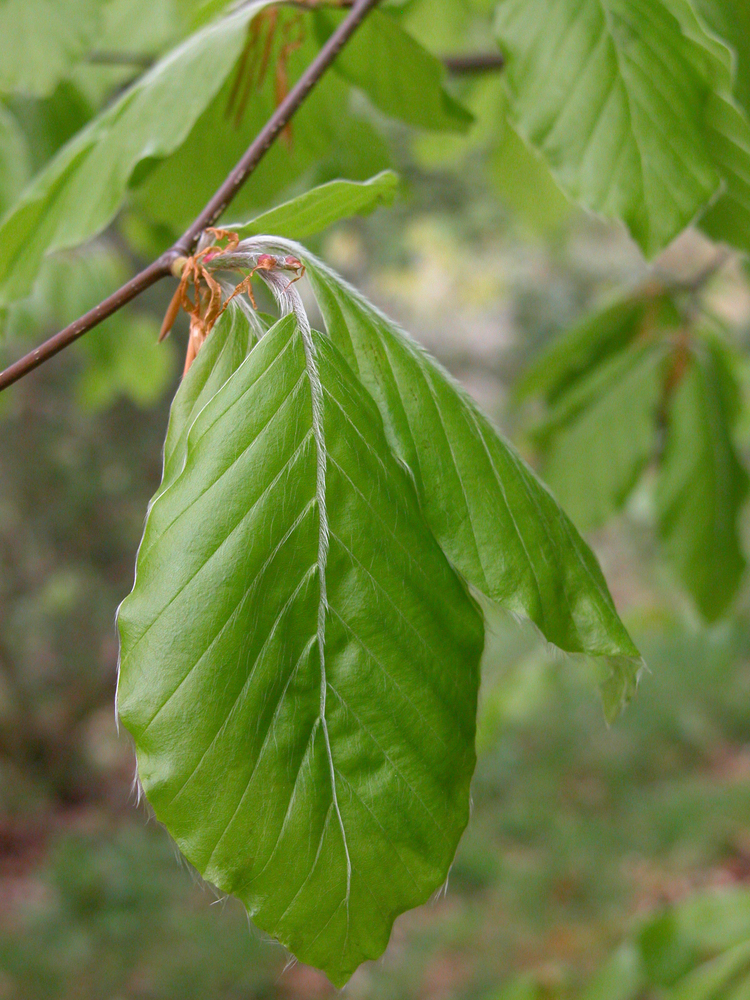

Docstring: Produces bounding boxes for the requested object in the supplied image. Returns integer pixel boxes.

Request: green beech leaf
[314,9,473,133]
[517,294,678,404]
[234,171,399,240]
[301,253,641,720]
[534,341,666,530]
[117,310,484,985]
[0,106,30,217]
[695,0,750,114]
[669,941,750,1000]
[700,91,750,253]
[0,1,271,305]
[0,0,100,97]
[657,342,748,621]
[494,0,722,257]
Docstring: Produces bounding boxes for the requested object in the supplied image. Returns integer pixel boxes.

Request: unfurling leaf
[118,309,483,985]
[118,246,640,983]
[303,255,642,719]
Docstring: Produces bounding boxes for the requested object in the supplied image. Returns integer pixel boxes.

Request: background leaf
[535,341,666,530]
[117,311,484,985]
[0,0,100,97]
[494,0,722,257]
[657,341,748,621]
[0,1,271,305]
[314,9,473,133]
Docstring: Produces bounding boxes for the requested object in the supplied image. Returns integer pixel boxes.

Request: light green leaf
[657,342,748,621]
[0,1,270,305]
[302,254,641,720]
[695,0,750,113]
[234,171,399,240]
[314,9,473,133]
[117,310,484,985]
[700,91,750,253]
[0,106,30,217]
[536,341,666,530]
[492,119,572,233]
[0,0,100,97]
[494,0,722,257]
[135,20,390,232]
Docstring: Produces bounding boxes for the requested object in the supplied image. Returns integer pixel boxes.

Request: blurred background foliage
[3,0,750,997]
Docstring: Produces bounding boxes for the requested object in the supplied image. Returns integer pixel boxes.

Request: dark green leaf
[117,310,484,985]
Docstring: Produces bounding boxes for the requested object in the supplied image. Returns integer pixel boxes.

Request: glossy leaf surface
[302,254,641,719]
[117,311,484,985]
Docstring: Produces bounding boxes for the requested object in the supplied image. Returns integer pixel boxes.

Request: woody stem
[0,0,382,392]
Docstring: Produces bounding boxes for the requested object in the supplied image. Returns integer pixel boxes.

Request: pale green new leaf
[0,0,100,97]
[117,311,484,985]
[0,106,30,217]
[134,20,391,232]
[314,9,473,133]
[536,342,666,530]
[494,0,722,257]
[657,343,748,621]
[0,1,270,305]
[234,171,399,240]
[302,254,641,719]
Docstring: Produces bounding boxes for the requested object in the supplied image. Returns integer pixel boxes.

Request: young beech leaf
[117,310,484,986]
[233,171,400,241]
[299,252,642,720]
[657,342,748,621]
[495,0,722,258]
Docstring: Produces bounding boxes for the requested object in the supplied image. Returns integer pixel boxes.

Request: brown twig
[443,52,504,74]
[0,0,382,392]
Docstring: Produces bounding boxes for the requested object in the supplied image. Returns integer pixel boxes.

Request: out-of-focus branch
[443,52,504,74]
[0,0,383,392]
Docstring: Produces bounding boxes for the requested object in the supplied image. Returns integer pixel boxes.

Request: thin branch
[0,0,382,392]
[443,52,504,74]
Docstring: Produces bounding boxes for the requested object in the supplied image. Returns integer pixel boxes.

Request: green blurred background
[3,4,750,997]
